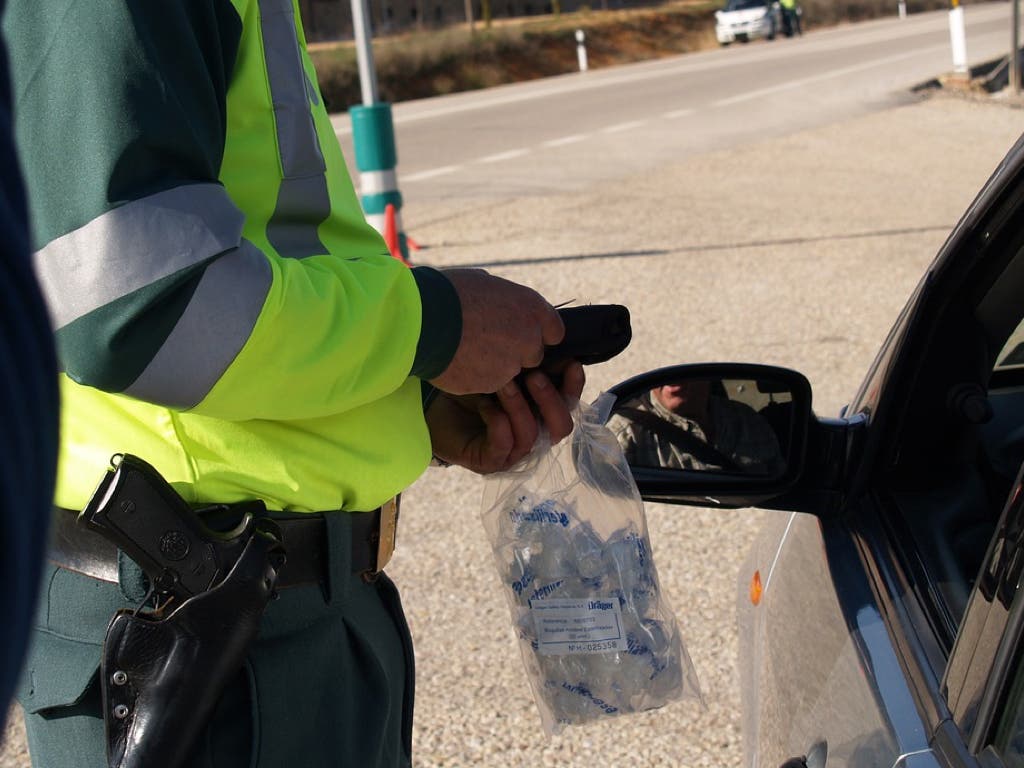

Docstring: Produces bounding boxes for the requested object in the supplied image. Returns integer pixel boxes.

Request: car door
[755,131,1024,766]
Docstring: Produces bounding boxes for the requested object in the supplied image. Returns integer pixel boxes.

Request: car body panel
[739,510,935,768]
[715,2,779,44]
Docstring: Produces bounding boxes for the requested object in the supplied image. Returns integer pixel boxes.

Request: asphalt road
[4,9,1024,768]
[333,2,1014,203]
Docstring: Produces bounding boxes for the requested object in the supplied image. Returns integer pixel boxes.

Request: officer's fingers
[478,398,514,473]
[522,308,565,371]
[559,361,586,402]
[521,340,546,370]
[540,304,565,346]
[524,371,574,444]
[496,380,539,466]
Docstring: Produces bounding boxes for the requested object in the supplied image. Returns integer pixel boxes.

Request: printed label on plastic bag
[530,597,628,655]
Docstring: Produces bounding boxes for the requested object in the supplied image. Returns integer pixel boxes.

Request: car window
[985,485,1024,763]
[724,0,767,10]
[944,455,1024,756]
[995,320,1024,371]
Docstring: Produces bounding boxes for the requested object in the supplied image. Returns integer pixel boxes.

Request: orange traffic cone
[382,204,401,262]
[383,203,407,265]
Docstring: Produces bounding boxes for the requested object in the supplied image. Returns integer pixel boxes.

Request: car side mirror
[604,363,813,508]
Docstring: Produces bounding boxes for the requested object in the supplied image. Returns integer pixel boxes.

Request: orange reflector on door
[750,570,763,606]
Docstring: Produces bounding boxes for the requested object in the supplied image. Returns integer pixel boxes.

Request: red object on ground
[383,203,403,262]
[383,203,420,265]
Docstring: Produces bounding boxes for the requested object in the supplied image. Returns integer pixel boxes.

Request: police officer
[779,0,802,37]
[0,0,59,715]
[3,1,583,766]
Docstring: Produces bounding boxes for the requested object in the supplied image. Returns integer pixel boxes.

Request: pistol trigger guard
[218,511,256,542]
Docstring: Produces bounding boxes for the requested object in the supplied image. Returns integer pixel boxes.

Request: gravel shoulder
[4,91,1022,767]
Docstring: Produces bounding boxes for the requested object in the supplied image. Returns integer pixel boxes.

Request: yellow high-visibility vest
[12,0,436,513]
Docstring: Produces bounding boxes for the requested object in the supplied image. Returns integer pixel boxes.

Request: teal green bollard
[350,102,412,262]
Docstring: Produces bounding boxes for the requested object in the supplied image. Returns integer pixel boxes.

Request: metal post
[1013,0,1021,94]
[349,0,413,261]
[576,29,588,72]
[898,0,906,20]
[351,0,379,105]
[948,0,968,76]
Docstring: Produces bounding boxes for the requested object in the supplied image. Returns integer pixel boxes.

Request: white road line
[476,148,531,164]
[663,108,695,119]
[333,69,690,135]
[543,133,589,147]
[401,165,462,182]
[602,120,646,134]
[713,43,946,107]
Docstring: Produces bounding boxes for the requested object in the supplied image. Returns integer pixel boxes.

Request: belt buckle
[373,496,399,574]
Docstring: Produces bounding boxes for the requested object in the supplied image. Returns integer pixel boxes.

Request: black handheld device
[520,303,632,387]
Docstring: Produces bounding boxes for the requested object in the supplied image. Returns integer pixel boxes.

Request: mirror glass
[606,377,795,477]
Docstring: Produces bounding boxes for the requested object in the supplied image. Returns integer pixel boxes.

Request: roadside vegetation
[309,0,970,112]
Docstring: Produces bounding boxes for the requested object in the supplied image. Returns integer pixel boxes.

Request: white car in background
[715,0,781,45]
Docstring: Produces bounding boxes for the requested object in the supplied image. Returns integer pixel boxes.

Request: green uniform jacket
[5,0,460,513]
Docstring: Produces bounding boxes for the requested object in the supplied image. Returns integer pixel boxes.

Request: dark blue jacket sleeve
[0,0,59,710]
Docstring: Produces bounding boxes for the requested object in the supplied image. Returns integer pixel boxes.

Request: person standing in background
[780,0,802,37]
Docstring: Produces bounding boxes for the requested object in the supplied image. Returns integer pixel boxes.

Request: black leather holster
[100,531,282,768]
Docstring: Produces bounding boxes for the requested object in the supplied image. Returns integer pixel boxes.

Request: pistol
[80,454,273,602]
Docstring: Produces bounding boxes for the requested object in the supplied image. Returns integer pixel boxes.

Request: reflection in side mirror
[607,377,791,478]
[603,364,813,507]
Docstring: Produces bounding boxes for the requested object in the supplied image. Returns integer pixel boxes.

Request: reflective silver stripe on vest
[33,184,245,330]
[123,239,271,409]
[259,0,329,259]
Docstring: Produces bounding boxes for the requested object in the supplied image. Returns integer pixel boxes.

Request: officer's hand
[426,362,585,474]
[429,268,565,396]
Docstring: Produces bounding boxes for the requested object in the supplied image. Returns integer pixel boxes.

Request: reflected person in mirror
[609,381,784,475]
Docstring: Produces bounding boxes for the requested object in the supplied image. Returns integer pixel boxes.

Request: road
[332,2,1013,203]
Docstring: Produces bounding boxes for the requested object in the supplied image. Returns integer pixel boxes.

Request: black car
[607,128,1024,767]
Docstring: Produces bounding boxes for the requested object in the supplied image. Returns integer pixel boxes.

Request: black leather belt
[48,500,398,588]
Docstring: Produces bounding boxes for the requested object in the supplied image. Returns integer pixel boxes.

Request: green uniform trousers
[17,513,415,767]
